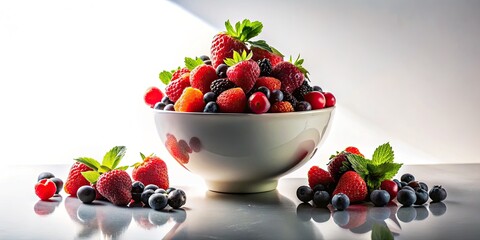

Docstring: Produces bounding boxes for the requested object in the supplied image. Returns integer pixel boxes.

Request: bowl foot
[206,179,278,194]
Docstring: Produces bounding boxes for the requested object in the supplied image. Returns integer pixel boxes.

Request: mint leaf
[159,71,173,85]
[102,146,126,170]
[98,165,111,174]
[372,142,394,165]
[371,224,393,240]
[185,57,204,70]
[382,162,403,180]
[81,171,100,184]
[74,157,100,171]
[347,154,369,178]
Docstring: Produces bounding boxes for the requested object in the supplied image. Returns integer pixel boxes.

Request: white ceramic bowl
[154,107,335,193]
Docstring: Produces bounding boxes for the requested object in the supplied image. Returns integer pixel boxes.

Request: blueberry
[415,188,429,205]
[370,190,390,207]
[161,96,173,105]
[203,92,217,103]
[419,182,429,192]
[154,102,166,110]
[296,186,313,203]
[144,184,159,192]
[168,189,187,209]
[164,104,175,111]
[401,173,415,183]
[154,188,166,194]
[402,186,415,192]
[313,86,323,92]
[393,179,402,189]
[397,189,417,207]
[313,184,327,193]
[204,101,219,113]
[256,86,271,99]
[400,181,408,188]
[37,172,55,182]
[313,191,330,208]
[216,64,228,78]
[408,181,420,189]
[50,177,63,194]
[295,101,312,111]
[429,185,447,202]
[270,90,284,103]
[199,55,210,61]
[332,193,350,211]
[149,193,168,211]
[141,189,155,207]
[77,186,96,204]
[131,181,145,202]
[166,187,176,194]
[204,60,212,65]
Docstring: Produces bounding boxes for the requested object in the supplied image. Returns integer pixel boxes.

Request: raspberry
[172,67,190,81]
[210,79,237,96]
[35,179,57,200]
[144,87,164,108]
[293,80,313,101]
[269,101,294,113]
[254,76,281,92]
[165,73,191,102]
[282,91,298,108]
[345,146,364,158]
[257,58,272,76]
[174,87,205,112]
[216,87,247,113]
[308,166,334,189]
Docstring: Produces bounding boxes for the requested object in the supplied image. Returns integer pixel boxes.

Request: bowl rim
[153,106,335,117]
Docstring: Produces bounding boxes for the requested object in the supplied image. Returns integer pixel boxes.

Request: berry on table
[296,186,314,203]
[166,187,177,194]
[313,184,327,193]
[144,86,164,108]
[77,185,96,204]
[344,146,364,157]
[415,188,429,205]
[35,179,57,201]
[407,181,421,189]
[168,189,187,209]
[149,193,169,211]
[204,101,219,113]
[397,189,417,207]
[141,189,155,207]
[308,166,334,189]
[380,180,398,200]
[370,190,390,207]
[304,91,326,110]
[50,177,64,194]
[144,184,159,192]
[203,92,217,103]
[155,188,167,194]
[216,64,229,78]
[295,101,312,111]
[401,173,415,183]
[402,186,415,192]
[323,92,336,107]
[249,92,271,114]
[131,181,145,202]
[332,193,350,211]
[419,182,429,191]
[429,185,447,202]
[313,191,330,208]
[37,172,55,182]
[393,179,402,189]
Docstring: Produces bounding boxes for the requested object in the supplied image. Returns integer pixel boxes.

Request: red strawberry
[64,162,92,196]
[172,67,190,81]
[216,87,247,113]
[272,56,309,93]
[333,171,368,203]
[254,76,281,92]
[327,152,352,182]
[190,64,218,94]
[308,166,334,189]
[165,73,191,102]
[210,19,263,68]
[269,101,294,113]
[96,169,132,206]
[91,183,105,200]
[225,50,260,93]
[345,146,364,158]
[251,46,283,66]
[165,134,189,164]
[132,154,169,190]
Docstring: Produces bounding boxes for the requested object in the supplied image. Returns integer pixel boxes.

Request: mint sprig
[75,146,129,184]
[184,57,204,71]
[159,70,173,85]
[347,142,402,191]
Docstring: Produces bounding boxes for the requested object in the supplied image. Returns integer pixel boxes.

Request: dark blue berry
[203,92,217,103]
[313,86,323,92]
[199,55,210,61]
[50,177,63,194]
[332,193,350,211]
[402,186,415,192]
[168,189,187,209]
[397,189,417,207]
[131,181,145,202]
[166,187,176,194]
[204,101,219,113]
[216,64,229,78]
[270,90,284,103]
[370,190,390,207]
[419,182,428,191]
[256,86,271,99]
[204,60,212,65]
[149,193,168,211]
[296,186,313,203]
[164,104,175,111]
[257,58,272,76]
[154,188,167,194]
[393,179,402,189]
[161,96,173,105]
[154,102,166,110]
[400,181,408,188]
[429,185,447,202]
[37,172,55,182]
[77,186,96,204]
[401,173,415,183]
[313,184,326,193]
[295,101,312,111]
[144,184,159,192]
[415,189,429,205]
[141,189,155,207]
[313,191,330,208]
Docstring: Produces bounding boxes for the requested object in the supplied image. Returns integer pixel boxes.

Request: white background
[1,0,479,182]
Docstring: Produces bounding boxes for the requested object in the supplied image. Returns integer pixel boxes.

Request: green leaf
[98,165,111,174]
[224,50,252,66]
[225,20,235,36]
[381,162,403,181]
[185,57,204,70]
[102,146,126,170]
[347,154,369,178]
[74,157,100,171]
[159,70,173,85]
[81,171,100,184]
[116,165,129,171]
[371,224,393,240]
[372,142,394,165]
[140,152,146,160]
[224,19,263,42]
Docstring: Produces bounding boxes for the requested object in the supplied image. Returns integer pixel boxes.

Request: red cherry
[323,92,336,107]
[249,92,271,114]
[144,87,164,108]
[304,91,326,110]
[35,179,57,201]
[380,180,399,201]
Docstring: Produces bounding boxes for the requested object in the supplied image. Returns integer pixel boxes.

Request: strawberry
[251,46,283,66]
[96,169,132,206]
[165,133,189,164]
[308,166,334,189]
[216,87,247,113]
[333,171,368,203]
[345,146,364,158]
[190,64,218,94]
[165,73,191,102]
[269,101,294,113]
[132,153,169,190]
[225,50,260,93]
[174,87,205,112]
[254,76,281,92]
[272,55,309,93]
[64,162,92,196]
[327,152,352,182]
[210,19,262,68]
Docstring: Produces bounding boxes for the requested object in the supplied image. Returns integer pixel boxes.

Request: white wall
[0,0,479,182]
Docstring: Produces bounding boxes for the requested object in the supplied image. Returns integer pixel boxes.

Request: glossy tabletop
[2,164,479,239]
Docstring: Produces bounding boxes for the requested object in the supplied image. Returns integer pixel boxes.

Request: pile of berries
[144,19,336,114]
[296,144,447,211]
[34,172,63,200]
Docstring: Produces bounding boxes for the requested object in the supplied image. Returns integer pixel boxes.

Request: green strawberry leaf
[102,146,126,170]
[116,165,129,171]
[224,19,263,42]
[140,152,146,160]
[98,165,111,174]
[347,154,369,178]
[372,142,394,165]
[224,50,252,66]
[81,171,100,184]
[74,157,100,171]
[159,70,173,85]
[371,224,394,240]
[185,57,204,71]
[289,55,310,80]
[247,40,284,57]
